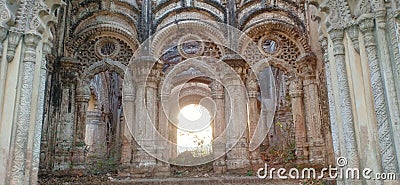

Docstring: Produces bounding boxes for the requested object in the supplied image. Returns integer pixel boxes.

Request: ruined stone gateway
[0,0,400,184]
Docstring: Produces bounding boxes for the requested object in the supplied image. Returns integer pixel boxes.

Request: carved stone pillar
[75,80,90,144]
[9,32,41,185]
[375,10,400,174]
[210,80,227,173]
[85,108,102,157]
[130,57,157,177]
[30,42,51,184]
[120,69,135,174]
[245,73,263,167]
[360,17,399,174]
[288,76,308,164]
[222,55,250,171]
[319,35,340,161]
[153,90,171,176]
[328,29,360,169]
[300,60,325,165]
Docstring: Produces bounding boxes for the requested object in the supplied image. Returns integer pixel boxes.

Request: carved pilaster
[120,69,136,174]
[288,76,308,164]
[30,42,51,184]
[210,80,227,173]
[319,35,340,160]
[359,17,399,174]
[245,72,263,167]
[328,28,360,170]
[9,32,41,185]
[75,79,90,143]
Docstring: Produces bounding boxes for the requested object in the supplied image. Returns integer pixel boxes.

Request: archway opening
[177,104,212,157]
[84,70,123,168]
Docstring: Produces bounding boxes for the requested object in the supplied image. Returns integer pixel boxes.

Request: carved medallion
[258,35,281,56]
[95,38,120,59]
[178,34,204,58]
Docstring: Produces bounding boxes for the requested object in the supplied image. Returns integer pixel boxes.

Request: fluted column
[328,29,360,170]
[360,17,399,174]
[288,76,308,164]
[210,80,226,173]
[29,42,51,184]
[9,32,41,185]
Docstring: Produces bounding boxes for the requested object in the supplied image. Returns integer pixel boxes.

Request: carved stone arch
[252,57,295,76]
[153,7,224,32]
[73,11,138,38]
[151,20,227,59]
[239,7,306,32]
[161,58,220,94]
[39,6,60,42]
[168,84,213,120]
[79,59,127,84]
[68,25,139,57]
[241,20,309,52]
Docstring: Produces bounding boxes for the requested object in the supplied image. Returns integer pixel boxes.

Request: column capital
[6,30,22,63]
[130,56,159,84]
[221,54,248,81]
[289,77,303,98]
[328,28,344,43]
[359,16,374,34]
[22,33,41,63]
[60,57,80,83]
[328,28,345,56]
[346,24,360,53]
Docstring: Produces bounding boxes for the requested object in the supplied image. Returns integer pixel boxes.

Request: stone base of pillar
[226,138,250,171]
[70,146,86,170]
[118,164,156,178]
[129,149,157,177]
[295,140,310,165]
[308,140,325,165]
[250,149,263,165]
[249,149,264,172]
[213,157,227,174]
[155,161,170,177]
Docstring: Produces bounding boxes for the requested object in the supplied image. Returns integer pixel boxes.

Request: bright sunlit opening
[180,104,202,121]
[177,104,212,155]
